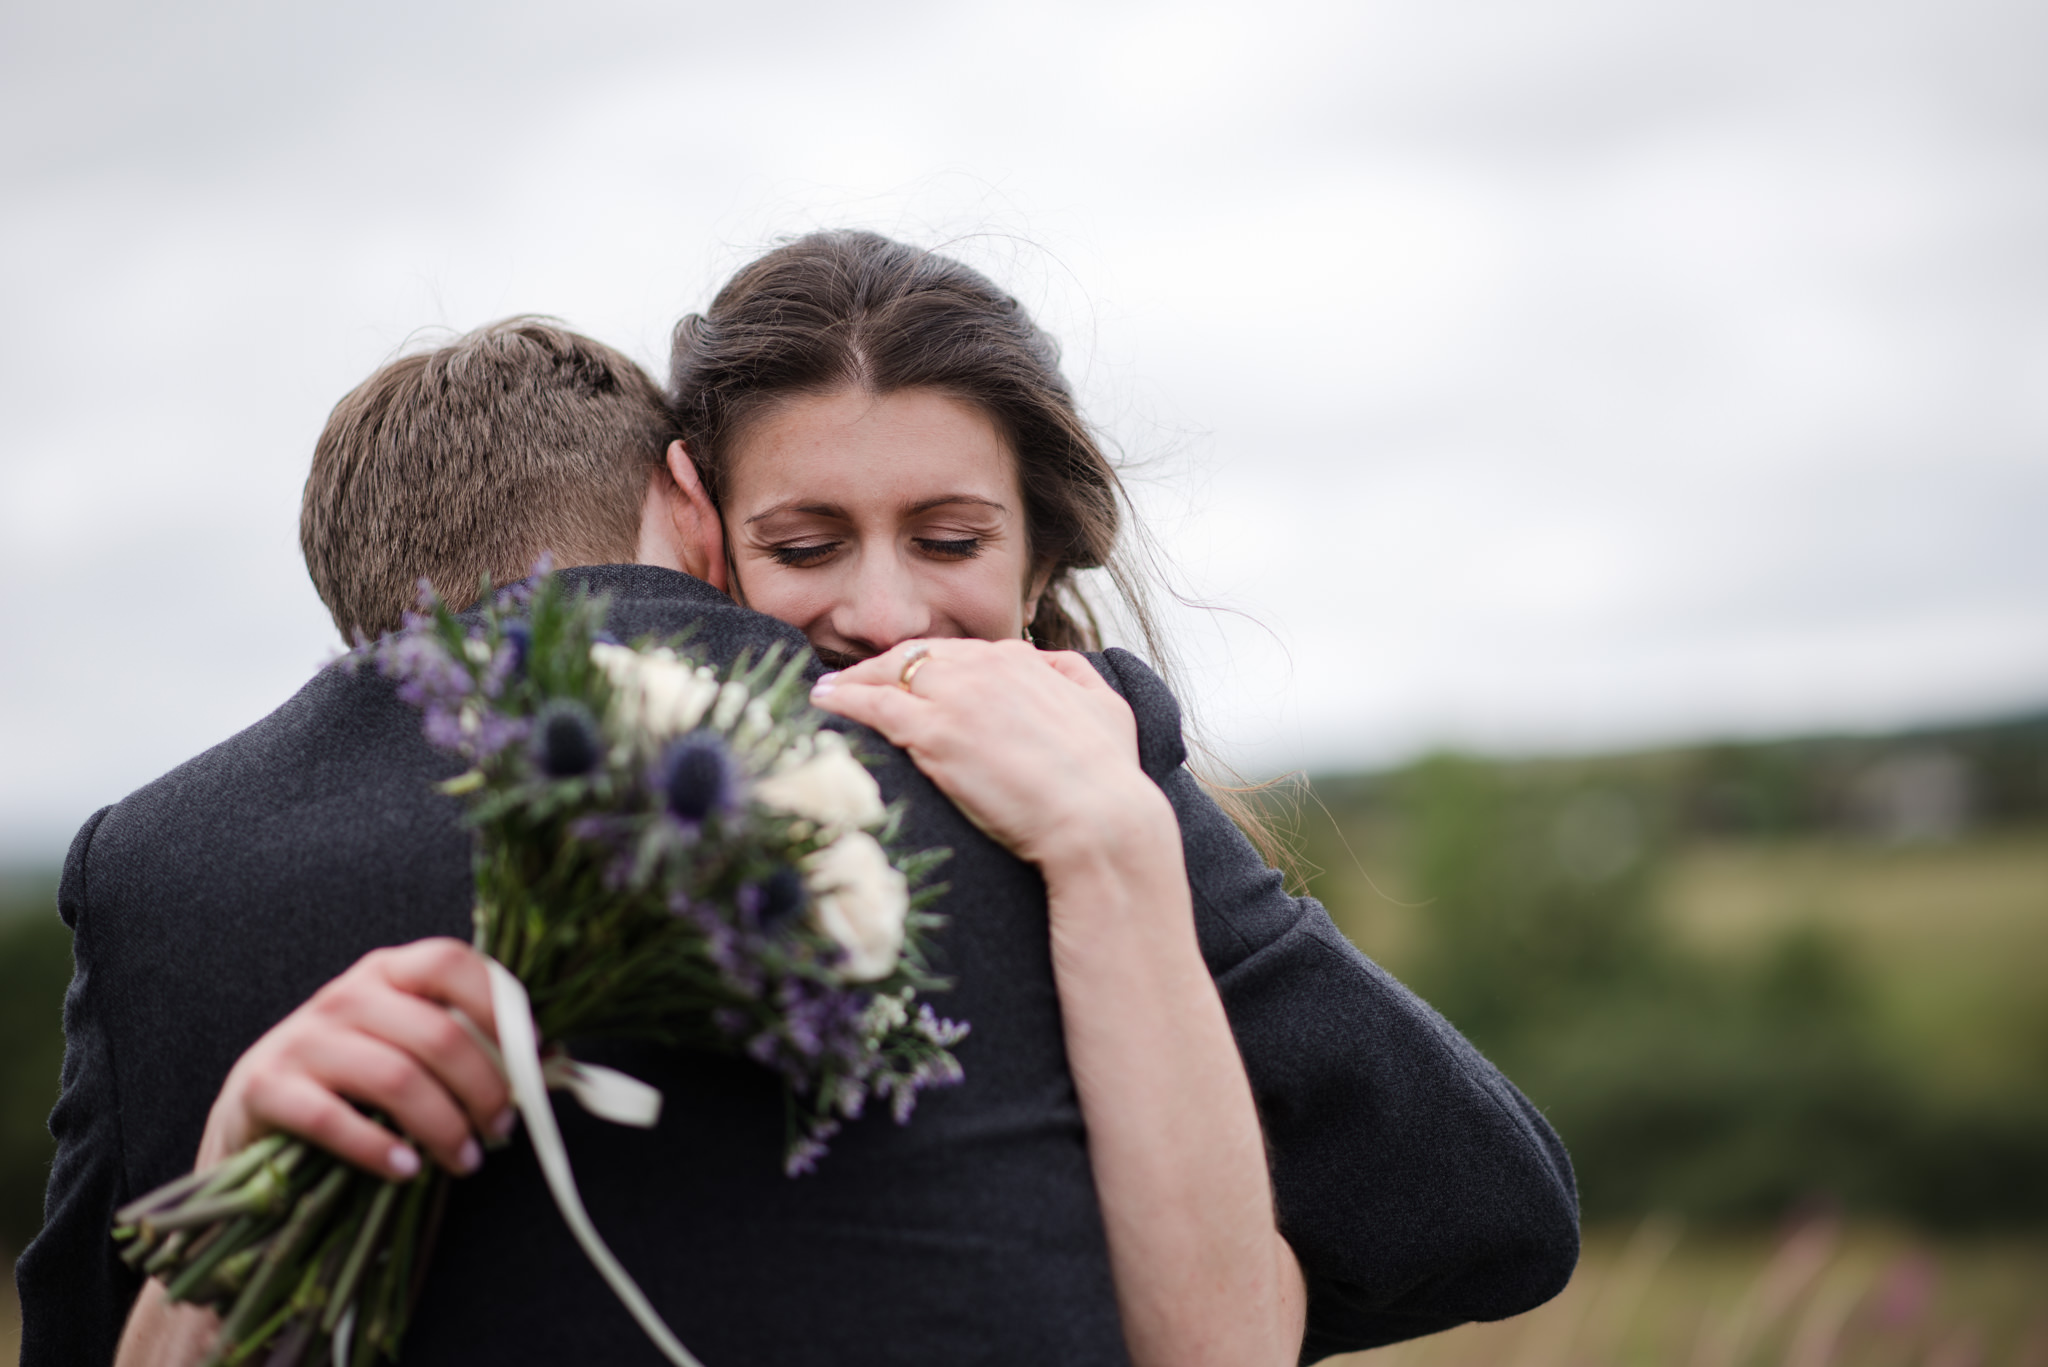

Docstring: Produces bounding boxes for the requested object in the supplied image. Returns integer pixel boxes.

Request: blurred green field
[1285,716,2048,1228]
[1310,828,2048,1116]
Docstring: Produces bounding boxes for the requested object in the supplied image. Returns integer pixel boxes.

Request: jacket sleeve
[16,805,145,1367]
[1092,649,1580,1361]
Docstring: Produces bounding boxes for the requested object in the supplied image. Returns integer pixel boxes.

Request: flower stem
[213,1163,351,1355]
[163,1215,258,1303]
[320,1179,398,1333]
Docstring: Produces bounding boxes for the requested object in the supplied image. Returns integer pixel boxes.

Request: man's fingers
[244,1073,421,1181]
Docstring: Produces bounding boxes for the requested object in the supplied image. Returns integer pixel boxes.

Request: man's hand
[196,938,513,1179]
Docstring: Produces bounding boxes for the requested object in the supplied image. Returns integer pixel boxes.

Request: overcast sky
[3,0,2044,859]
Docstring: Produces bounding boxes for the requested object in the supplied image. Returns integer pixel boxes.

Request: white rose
[753,731,886,831]
[590,644,719,739]
[644,660,721,735]
[804,831,907,982]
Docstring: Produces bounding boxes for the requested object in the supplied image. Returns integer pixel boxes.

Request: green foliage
[0,877,67,1255]
[1295,730,2048,1229]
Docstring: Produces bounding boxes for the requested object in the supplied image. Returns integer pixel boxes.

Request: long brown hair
[666,231,1293,874]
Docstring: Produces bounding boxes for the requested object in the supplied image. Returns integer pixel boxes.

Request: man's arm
[18,806,143,1367]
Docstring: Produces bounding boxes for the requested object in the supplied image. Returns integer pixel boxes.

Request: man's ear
[649,440,728,594]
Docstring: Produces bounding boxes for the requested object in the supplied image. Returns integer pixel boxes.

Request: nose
[830,546,932,656]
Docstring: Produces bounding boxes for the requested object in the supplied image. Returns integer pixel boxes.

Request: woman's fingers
[820,638,942,689]
[239,1071,421,1181]
[200,937,514,1182]
[1039,648,1115,694]
[809,636,1154,867]
[323,986,510,1139]
[809,676,936,752]
[281,1028,482,1175]
[371,937,497,1040]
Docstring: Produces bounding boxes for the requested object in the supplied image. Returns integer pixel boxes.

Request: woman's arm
[1095,647,1580,1357]
[813,639,1306,1367]
[1042,783,1307,1364]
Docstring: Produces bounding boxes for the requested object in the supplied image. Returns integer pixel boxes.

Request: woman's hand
[196,937,512,1180]
[120,939,514,1367]
[808,638,1157,872]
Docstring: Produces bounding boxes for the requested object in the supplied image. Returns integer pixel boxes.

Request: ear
[637,441,729,593]
[1021,560,1056,635]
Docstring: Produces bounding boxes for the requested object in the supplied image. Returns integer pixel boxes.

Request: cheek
[928,551,1032,639]
[734,558,839,630]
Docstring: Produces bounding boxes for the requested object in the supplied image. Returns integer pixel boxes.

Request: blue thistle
[501,620,532,676]
[531,700,601,778]
[755,865,808,933]
[658,732,736,823]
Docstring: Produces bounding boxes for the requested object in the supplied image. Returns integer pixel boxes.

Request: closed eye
[768,541,839,567]
[916,537,982,560]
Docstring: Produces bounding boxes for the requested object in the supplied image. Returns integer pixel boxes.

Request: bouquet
[112,573,965,1366]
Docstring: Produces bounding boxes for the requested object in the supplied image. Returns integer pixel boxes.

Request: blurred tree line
[0,871,66,1258]
[1291,713,2048,1229]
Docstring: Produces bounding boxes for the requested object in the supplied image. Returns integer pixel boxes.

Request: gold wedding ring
[897,646,931,693]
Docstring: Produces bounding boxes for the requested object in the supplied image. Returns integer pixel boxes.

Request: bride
[667,231,1308,1363]
[659,230,1576,1363]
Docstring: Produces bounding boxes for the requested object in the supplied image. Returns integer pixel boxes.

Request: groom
[22,319,1575,1367]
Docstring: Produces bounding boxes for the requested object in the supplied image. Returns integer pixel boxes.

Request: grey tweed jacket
[19,565,1576,1367]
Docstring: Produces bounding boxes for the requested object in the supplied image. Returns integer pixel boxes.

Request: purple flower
[657,733,737,824]
[531,701,601,778]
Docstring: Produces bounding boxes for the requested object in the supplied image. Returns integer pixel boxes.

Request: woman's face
[719,386,1047,668]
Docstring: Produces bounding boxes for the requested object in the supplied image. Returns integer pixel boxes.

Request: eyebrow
[743,494,1009,525]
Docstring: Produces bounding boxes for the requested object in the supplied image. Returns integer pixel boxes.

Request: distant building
[1849,748,1972,843]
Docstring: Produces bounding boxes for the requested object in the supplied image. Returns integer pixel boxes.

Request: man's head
[301,317,724,641]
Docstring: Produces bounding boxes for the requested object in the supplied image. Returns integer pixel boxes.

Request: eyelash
[917,537,982,560]
[764,537,984,567]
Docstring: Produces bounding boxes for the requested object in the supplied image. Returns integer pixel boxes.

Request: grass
[1337,1218,2048,1367]
[1295,808,2048,1096]
[1661,834,2048,1095]
[15,1224,2034,1366]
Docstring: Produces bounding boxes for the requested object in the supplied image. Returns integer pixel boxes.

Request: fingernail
[491,1107,517,1140]
[810,672,840,697]
[457,1137,482,1174]
[388,1144,421,1179]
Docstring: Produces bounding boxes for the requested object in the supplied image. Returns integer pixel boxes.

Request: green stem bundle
[115,1142,445,1366]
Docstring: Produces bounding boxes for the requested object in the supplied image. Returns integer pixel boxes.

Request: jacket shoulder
[1087,648,1187,781]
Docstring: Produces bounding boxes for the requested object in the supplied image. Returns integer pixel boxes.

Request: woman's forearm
[1042,790,1306,1367]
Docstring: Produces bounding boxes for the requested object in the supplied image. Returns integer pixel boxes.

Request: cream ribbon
[484,958,705,1367]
